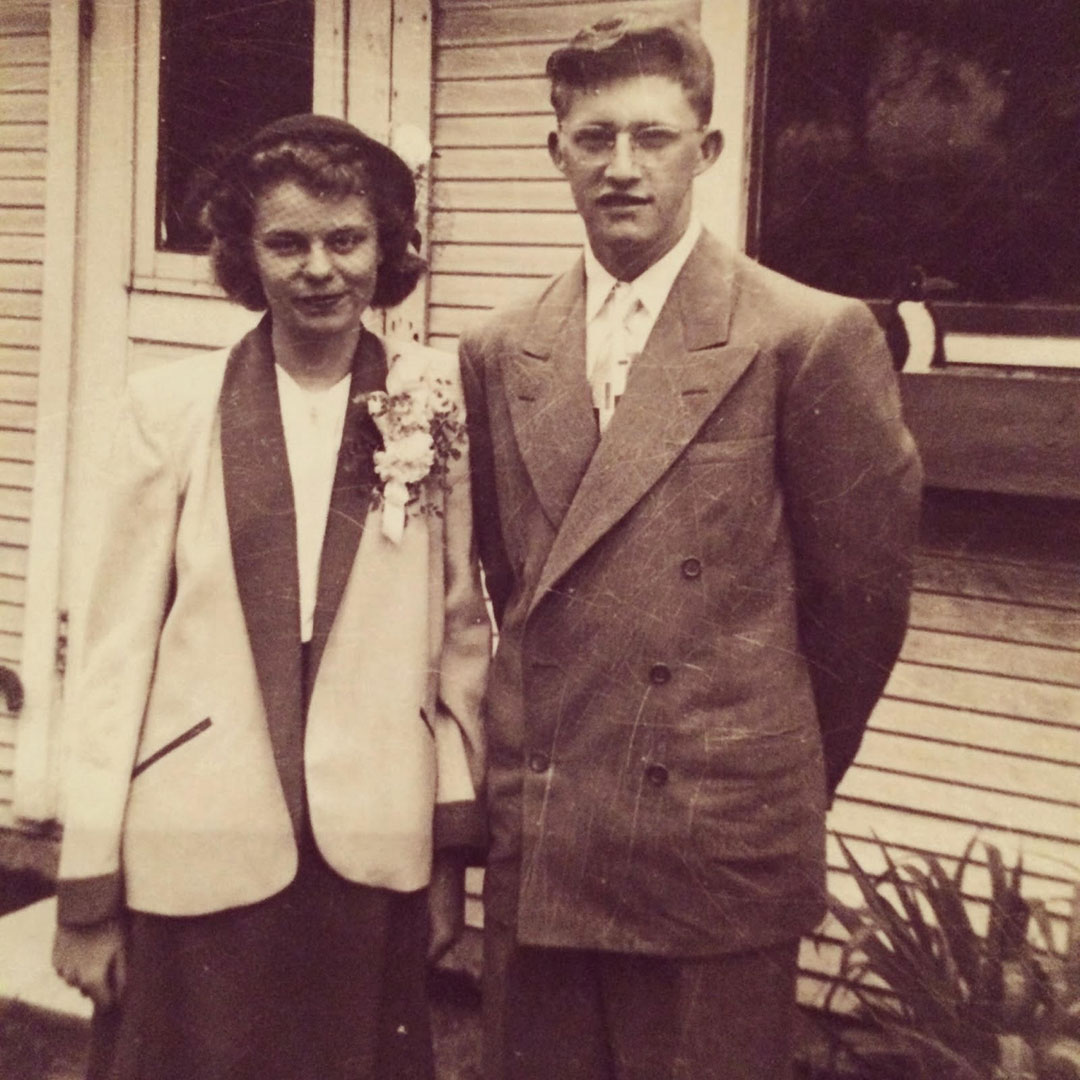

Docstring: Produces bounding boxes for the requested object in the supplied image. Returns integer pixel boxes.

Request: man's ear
[548,130,568,175]
[694,129,724,175]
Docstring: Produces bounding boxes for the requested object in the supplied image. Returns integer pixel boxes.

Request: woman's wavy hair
[200,116,425,311]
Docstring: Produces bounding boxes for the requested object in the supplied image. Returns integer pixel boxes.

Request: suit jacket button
[528,752,550,773]
[649,663,672,686]
[681,557,702,579]
[645,763,669,787]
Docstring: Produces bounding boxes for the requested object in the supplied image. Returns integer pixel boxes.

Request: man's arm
[781,299,923,798]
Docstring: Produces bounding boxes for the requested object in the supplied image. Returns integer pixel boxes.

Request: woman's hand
[53,918,127,1010]
[427,851,467,964]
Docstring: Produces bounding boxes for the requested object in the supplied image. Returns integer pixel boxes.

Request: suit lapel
[220,316,306,831]
[530,236,758,612]
[308,330,386,690]
[505,262,600,530]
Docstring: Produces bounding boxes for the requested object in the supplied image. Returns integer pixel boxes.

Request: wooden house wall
[803,493,1080,1006]
[0,0,49,829]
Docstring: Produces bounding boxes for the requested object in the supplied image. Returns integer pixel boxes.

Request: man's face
[549,74,722,281]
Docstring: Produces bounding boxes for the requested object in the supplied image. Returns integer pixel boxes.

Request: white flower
[390,124,433,176]
[374,430,435,486]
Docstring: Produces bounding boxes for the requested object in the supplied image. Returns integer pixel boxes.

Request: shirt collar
[274,362,352,405]
[584,216,702,323]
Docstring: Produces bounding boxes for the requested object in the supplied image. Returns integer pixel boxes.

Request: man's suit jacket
[57,319,490,924]
[460,231,922,957]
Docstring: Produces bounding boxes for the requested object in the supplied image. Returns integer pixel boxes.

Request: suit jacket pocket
[687,726,825,862]
[132,717,212,779]
[682,434,775,464]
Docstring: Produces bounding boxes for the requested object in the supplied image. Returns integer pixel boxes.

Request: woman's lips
[296,294,344,314]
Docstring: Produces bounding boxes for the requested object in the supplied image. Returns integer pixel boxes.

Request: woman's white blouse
[274,364,352,642]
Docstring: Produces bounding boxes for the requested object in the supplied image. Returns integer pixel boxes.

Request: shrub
[824,836,1080,1080]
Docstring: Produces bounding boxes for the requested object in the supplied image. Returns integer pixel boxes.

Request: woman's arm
[425,354,492,958]
[56,382,180,924]
[53,918,126,1010]
[430,357,491,857]
[459,332,514,626]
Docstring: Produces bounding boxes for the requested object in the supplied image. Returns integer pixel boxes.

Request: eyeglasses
[559,123,704,164]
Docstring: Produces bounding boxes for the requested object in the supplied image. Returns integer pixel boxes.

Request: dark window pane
[754,0,1080,321]
[157,0,315,253]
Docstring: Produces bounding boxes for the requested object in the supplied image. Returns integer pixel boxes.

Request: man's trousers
[483,919,800,1080]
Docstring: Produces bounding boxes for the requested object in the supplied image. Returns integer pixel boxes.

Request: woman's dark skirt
[87,833,434,1080]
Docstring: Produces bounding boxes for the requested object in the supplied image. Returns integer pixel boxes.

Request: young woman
[52,114,489,1080]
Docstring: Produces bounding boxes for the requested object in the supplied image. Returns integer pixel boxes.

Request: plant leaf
[1066,881,1080,996]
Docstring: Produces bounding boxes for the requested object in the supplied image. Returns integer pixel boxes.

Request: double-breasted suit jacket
[460,231,922,958]
[57,319,490,925]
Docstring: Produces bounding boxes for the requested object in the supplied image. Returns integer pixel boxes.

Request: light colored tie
[591,281,642,433]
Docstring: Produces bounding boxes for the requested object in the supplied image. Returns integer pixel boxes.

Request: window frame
[131,0,347,296]
[745,0,1080,371]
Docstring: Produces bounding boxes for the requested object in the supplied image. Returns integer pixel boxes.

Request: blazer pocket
[419,706,435,738]
[132,717,212,779]
[689,728,825,861]
[682,434,775,464]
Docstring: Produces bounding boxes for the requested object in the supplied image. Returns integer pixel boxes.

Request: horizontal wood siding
[0,0,48,829]
[802,496,1080,1008]
[430,0,698,351]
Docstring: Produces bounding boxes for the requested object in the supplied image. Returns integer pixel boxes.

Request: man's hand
[427,851,467,964]
[53,918,127,1010]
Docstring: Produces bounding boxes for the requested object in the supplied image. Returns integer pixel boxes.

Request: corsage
[362,371,465,544]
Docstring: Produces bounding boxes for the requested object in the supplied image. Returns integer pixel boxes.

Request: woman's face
[251,179,381,340]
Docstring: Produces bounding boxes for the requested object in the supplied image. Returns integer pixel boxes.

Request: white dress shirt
[584,216,703,396]
[274,364,352,642]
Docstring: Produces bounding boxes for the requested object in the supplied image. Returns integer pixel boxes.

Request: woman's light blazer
[57,320,490,924]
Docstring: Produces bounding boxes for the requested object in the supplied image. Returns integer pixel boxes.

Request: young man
[460,15,923,1080]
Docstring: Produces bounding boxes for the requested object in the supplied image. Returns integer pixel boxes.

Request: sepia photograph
[0,1,1078,1078]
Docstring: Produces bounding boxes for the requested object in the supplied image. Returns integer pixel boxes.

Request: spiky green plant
[823,836,1080,1080]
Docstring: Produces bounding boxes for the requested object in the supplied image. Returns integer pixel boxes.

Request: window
[751,0,1080,356]
[133,0,344,291]
[156,0,315,253]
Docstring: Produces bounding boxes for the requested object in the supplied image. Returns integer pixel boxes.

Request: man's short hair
[547,13,714,126]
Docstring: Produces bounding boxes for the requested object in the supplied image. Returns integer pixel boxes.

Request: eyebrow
[570,122,681,129]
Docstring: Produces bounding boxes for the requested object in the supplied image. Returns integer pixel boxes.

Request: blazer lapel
[505,262,600,530]
[220,316,305,832]
[530,236,758,613]
[307,329,387,690]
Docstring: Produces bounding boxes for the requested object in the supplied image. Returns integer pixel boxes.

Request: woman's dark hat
[216,113,416,213]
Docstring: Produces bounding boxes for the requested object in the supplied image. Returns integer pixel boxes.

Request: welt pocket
[419,706,434,738]
[132,717,212,779]
[682,435,775,464]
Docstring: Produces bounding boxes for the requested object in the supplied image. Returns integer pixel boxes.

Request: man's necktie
[591,281,643,433]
